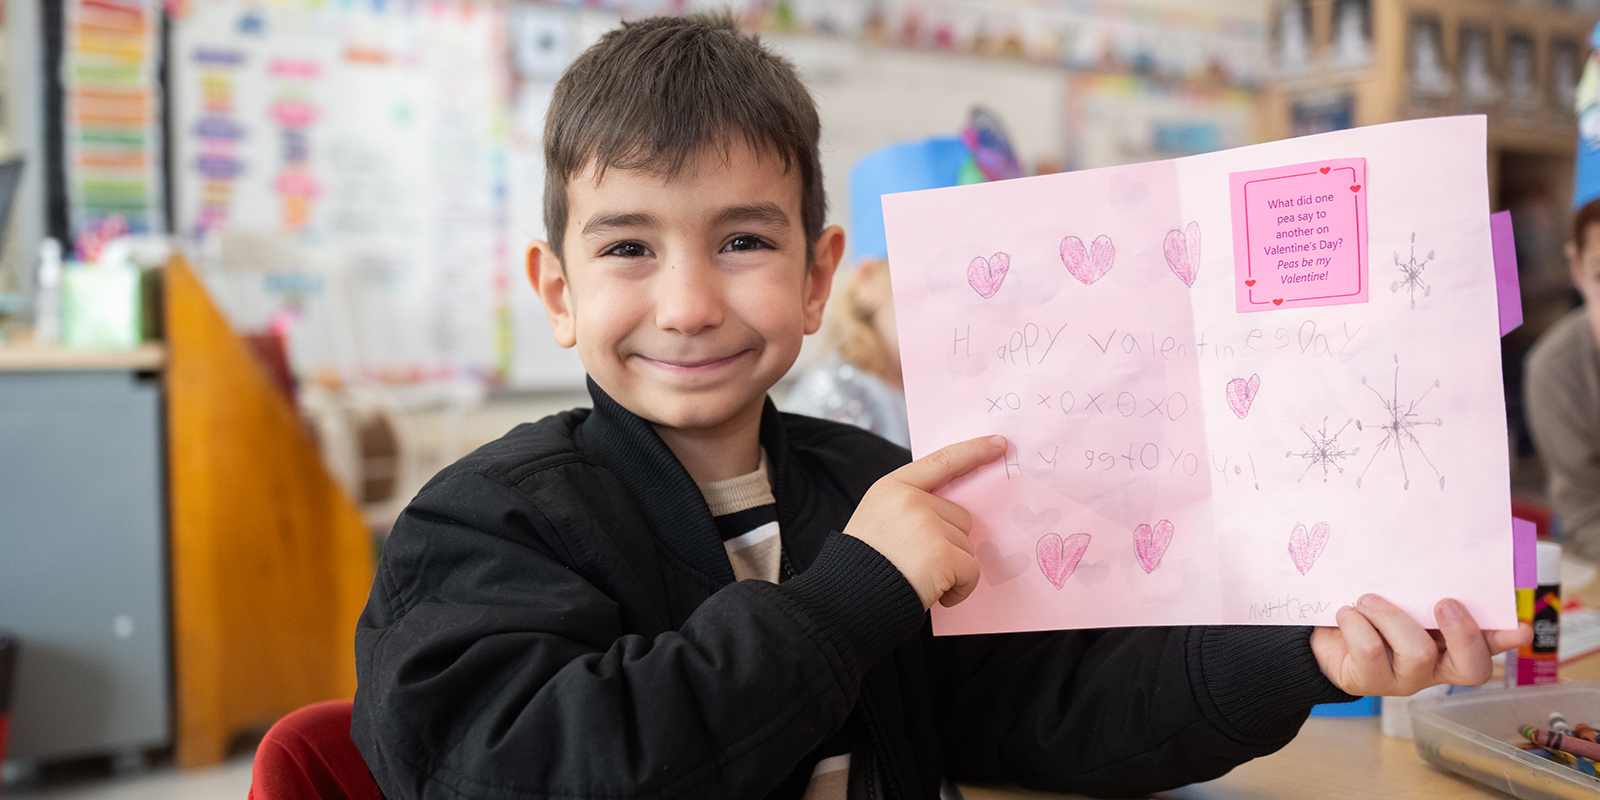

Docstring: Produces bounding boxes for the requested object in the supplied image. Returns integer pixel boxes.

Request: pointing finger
[894,435,1008,493]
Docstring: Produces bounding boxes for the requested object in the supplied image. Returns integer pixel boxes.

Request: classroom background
[2,0,1599,798]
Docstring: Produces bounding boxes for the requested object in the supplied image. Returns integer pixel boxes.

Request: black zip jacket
[352,379,1354,799]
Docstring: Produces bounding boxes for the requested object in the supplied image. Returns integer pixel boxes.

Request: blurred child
[783,258,909,447]
[1527,198,1600,562]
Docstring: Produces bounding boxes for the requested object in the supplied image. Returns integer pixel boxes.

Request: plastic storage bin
[1412,684,1600,799]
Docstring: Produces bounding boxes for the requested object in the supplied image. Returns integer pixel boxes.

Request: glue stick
[1507,541,1562,687]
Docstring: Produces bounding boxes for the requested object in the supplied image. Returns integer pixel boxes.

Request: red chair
[249,700,383,800]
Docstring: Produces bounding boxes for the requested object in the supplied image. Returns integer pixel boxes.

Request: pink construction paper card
[1231,158,1368,312]
[881,116,1514,635]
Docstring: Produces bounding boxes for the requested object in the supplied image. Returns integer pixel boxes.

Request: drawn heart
[1037,533,1092,589]
[1163,222,1202,287]
[1244,279,1256,287]
[1225,374,1260,419]
[1319,167,1331,174]
[1133,520,1174,574]
[978,541,1030,586]
[968,252,1010,299]
[1011,504,1061,534]
[1289,522,1330,575]
[1350,184,1361,193]
[1061,235,1115,285]
[1272,298,1283,305]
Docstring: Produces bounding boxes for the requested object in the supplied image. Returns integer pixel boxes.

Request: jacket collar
[577,377,808,587]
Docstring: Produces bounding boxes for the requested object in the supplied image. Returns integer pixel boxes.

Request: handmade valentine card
[881,116,1514,634]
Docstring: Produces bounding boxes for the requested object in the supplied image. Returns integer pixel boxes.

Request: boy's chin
[637,393,767,435]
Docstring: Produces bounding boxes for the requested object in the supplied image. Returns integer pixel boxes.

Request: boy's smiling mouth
[634,350,753,374]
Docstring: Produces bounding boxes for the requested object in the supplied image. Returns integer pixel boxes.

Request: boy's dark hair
[1576,198,1600,253]
[542,14,825,263]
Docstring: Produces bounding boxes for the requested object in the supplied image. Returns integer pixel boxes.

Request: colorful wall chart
[170,0,510,385]
[883,116,1515,635]
[66,0,164,259]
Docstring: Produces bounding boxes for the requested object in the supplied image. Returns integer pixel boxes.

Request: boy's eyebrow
[580,211,662,240]
[709,202,790,230]
[579,203,791,240]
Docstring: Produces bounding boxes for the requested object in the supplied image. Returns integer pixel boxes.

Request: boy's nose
[654,258,724,336]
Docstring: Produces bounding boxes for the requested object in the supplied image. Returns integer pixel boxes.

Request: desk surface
[961,716,1506,800]
[960,575,1600,800]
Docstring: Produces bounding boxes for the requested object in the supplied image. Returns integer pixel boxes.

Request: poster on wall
[170,0,510,385]
[66,0,165,259]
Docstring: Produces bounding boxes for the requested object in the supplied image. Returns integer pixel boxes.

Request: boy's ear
[527,241,577,349]
[803,225,847,336]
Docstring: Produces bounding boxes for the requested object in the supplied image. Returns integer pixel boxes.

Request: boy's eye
[722,235,771,253]
[603,241,652,259]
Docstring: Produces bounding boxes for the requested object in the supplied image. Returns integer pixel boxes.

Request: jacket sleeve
[931,624,1354,798]
[351,469,926,800]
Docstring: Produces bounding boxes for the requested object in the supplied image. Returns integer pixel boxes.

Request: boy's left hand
[1309,594,1533,696]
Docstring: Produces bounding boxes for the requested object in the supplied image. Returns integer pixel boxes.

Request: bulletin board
[169,0,511,384]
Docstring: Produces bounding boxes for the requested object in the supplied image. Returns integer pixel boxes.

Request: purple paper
[1514,517,1537,589]
[1492,210,1522,336]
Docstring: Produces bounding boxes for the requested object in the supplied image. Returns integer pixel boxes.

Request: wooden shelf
[0,344,166,372]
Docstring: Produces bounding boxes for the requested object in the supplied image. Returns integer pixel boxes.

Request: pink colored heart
[1289,522,1330,575]
[1163,221,1201,287]
[1225,374,1260,419]
[1037,532,1092,589]
[1060,235,1115,285]
[1133,520,1174,574]
[968,252,1010,298]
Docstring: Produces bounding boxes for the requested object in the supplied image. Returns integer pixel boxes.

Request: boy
[353,15,1526,799]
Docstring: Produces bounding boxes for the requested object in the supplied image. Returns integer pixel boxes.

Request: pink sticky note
[1231,158,1368,312]
[1492,210,1522,337]
[1513,517,1537,589]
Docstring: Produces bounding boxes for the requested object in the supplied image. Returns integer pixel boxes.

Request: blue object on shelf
[848,137,970,264]
[1311,696,1379,716]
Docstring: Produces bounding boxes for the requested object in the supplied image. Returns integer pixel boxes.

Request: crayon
[1525,727,1600,762]
[1520,728,1600,776]
[1552,712,1577,736]
[1576,723,1598,743]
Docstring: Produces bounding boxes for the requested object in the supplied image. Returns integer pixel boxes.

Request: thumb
[894,435,1008,492]
[1486,623,1533,656]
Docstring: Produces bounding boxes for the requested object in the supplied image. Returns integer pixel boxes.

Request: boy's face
[529,141,842,439]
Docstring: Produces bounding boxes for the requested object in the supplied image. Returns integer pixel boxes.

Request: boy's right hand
[844,435,1008,610]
